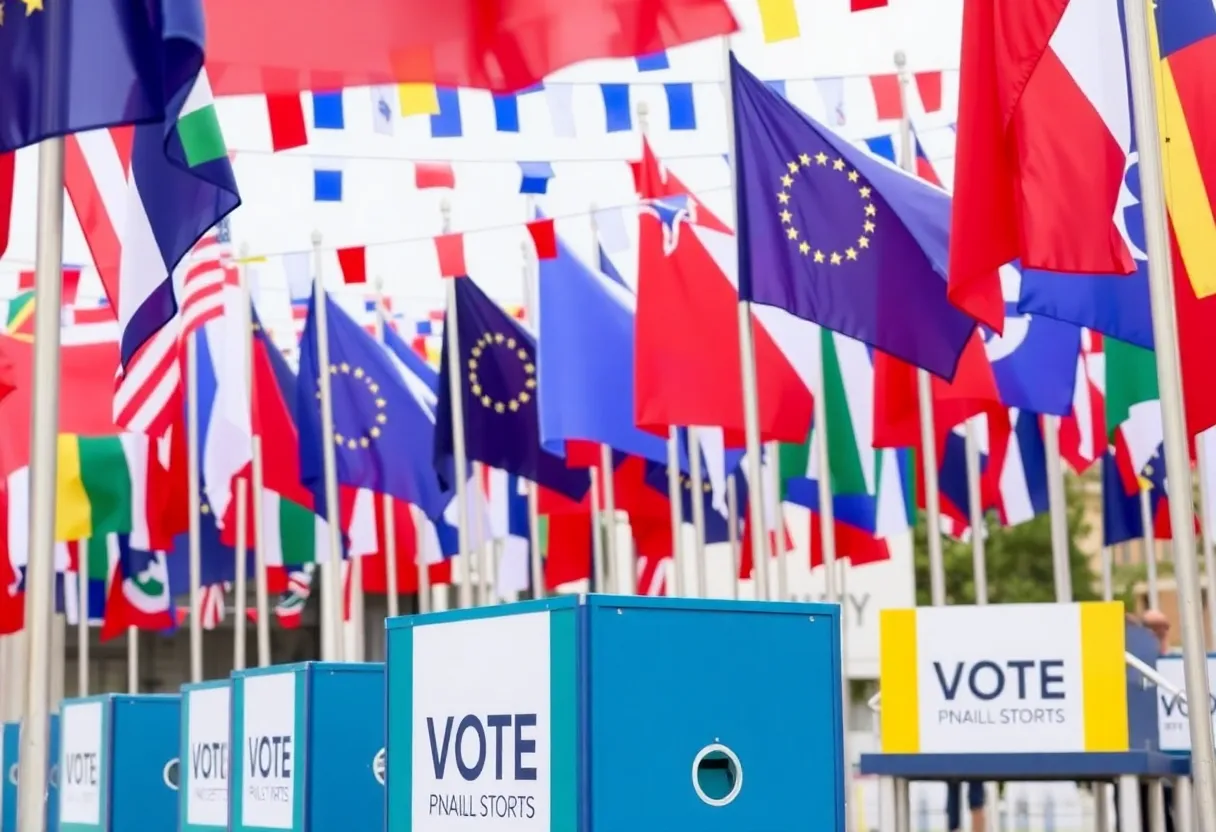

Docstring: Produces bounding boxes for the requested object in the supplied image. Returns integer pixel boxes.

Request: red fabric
[16,268,83,304]
[914,71,943,113]
[810,512,890,568]
[850,0,888,9]
[527,219,557,260]
[435,234,467,277]
[868,74,903,119]
[633,141,814,447]
[0,489,22,635]
[949,0,1132,331]
[337,246,367,285]
[415,162,455,189]
[0,153,12,259]
[202,0,737,95]
[99,569,176,641]
[1170,222,1216,437]
[266,94,309,151]
[543,512,593,589]
[361,496,454,594]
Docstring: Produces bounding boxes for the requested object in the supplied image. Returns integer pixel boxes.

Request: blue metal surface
[859,751,1189,779]
[109,695,179,832]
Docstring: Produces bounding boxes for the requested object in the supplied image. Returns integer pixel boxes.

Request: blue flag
[537,231,670,465]
[435,276,590,501]
[730,53,976,381]
[297,292,450,521]
[643,433,745,545]
[0,1,209,153]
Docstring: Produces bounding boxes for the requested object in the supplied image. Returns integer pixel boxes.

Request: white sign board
[241,673,296,830]
[412,612,551,830]
[1155,655,1216,752]
[59,700,104,826]
[186,685,231,827]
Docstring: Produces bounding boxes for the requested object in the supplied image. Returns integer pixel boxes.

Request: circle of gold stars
[776,152,877,266]
[467,332,536,413]
[315,362,388,449]
[681,475,712,494]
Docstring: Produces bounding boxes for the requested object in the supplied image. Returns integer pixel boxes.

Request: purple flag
[731,54,975,380]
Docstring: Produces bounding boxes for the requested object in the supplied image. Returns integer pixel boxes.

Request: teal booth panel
[3,714,60,832]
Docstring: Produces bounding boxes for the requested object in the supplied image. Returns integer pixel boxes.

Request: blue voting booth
[385,594,844,832]
[57,694,178,832]
[229,662,384,832]
[179,679,231,832]
[3,714,63,832]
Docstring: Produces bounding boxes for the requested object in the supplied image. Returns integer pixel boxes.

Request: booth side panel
[306,667,385,832]
[385,625,411,832]
[110,699,179,832]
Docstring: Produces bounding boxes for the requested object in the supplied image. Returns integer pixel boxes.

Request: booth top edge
[229,660,385,680]
[385,594,840,631]
[62,692,179,707]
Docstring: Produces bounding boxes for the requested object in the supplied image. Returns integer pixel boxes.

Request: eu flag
[435,276,591,501]
[0,0,205,153]
[731,54,976,381]
[297,292,451,521]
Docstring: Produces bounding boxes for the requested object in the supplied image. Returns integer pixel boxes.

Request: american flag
[635,554,669,595]
[111,218,237,436]
[198,582,228,629]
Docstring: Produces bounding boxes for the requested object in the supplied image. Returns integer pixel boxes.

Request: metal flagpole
[964,420,988,604]
[516,234,544,602]
[1124,0,1216,819]
[767,440,788,600]
[127,629,139,692]
[666,429,685,596]
[310,230,345,661]
[718,41,771,601]
[439,200,474,610]
[1043,416,1073,602]
[239,255,271,668]
[233,478,249,669]
[371,278,405,618]
[472,462,490,606]
[590,473,605,591]
[77,547,89,695]
[1141,489,1160,609]
[895,51,946,607]
[1197,435,1216,644]
[689,430,708,598]
[186,327,205,681]
[727,475,741,600]
[409,505,430,613]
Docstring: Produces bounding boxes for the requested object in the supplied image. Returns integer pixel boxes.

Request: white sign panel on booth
[1155,655,1216,752]
[59,700,104,826]
[241,673,296,830]
[186,685,231,827]
[412,611,551,830]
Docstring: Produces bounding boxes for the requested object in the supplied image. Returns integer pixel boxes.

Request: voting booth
[180,679,231,832]
[58,694,179,832]
[1155,653,1216,753]
[230,662,384,832]
[385,594,844,832]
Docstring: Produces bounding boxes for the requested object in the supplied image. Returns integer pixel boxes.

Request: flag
[730,55,975,380]
[536,229,669,465]
[634,141,815,447]
[0,2,210,153]
[100,537,176,641]
[202,0,737,95]
[947,0,1134,330]
[1059,330,1106,473]
[435,277,590,501]
[297,292,452,521]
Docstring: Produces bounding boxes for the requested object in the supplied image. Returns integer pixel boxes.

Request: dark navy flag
[730,53,975,380]
[0,0,207,153]
[981,264,1081,416]
[435,276,591,501]
[537,229,670,465]
[642,429,743,544]
[297,292,451,521]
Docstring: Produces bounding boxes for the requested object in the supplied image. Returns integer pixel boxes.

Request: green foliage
[912,474,1098,605]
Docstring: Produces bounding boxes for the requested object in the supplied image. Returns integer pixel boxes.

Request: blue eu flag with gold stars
[0,0,206,154]
[297,292,451,522]
[731,53,976,380]
[435,276,591,502]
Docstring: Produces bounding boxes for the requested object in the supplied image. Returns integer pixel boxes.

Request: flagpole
[689,431,708,598]
[310,230,346,660]
[718,44,771,601]
[77,549,89,695]
[727,475,741,599]
[126,628,139,692]
[767,440,787,600]
[240,263,271,668]
[590,472,605,591]
[186,329,205,681]
[409,505,430,614]
[439,200,474,610]
[472,462,490,606]
[1124,0,1216,818]
[587,205,622,592]
[894,51,946,607]
[1042,416,1072,602]
[233,477,249,669]
[1141,489,1160,609]
[1196,435,1216,643]
[372,279,406,618]
[964,419,988,603]
[517,235,544,601]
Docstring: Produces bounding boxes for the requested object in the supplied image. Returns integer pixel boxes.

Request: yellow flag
[397,84,440,117]
[757,0,799,43]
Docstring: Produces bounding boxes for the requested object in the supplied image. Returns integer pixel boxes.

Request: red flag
[948,0,1133,330]
[203,0,737,95]
[810,512,889,568]
[0,153,12,259]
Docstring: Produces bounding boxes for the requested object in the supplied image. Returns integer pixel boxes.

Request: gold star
[780,174,793,188]
[493,332,505,343]
[495,402,505,413]
[376,398,386,408]
[858,237,870,249]
[517,349,528,360]
[506,338,516,349]
[376,413,387,424]
[519,392,531,404]
[787,161,799,173]
[859,186,872,199]
[340,362,350,373]
[471,346,482,357]
[23,0,41,15]
[525,378,537,390]
[846,247,858,261]
[481,395,492,407]
[865,204,876,217]
[524,363,535,374]
[779,210,792,224]
[335,433,345,445]
[777,192,790,205]
[370,427,381,438]
[786,227,798,240]
[353,367,364,378]
[200,503,210,515]
[864,220,876,233]
[360,438,370,448]
[347,439,357,450]
[815,152,828,165]
[798,241,811,255]
[509,400,520,412]
[830,252,842,265]
[369,383,379,394]
[471,383,482,396]
[799,153,811,166]
[832,158,845,171]
[467,358,478,370]
[813,250,826,263]
[329,364,339,375]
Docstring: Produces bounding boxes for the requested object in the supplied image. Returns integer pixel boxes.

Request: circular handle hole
[691,743,742,807]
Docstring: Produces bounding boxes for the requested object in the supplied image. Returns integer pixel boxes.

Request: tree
[912,474,1098,605]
